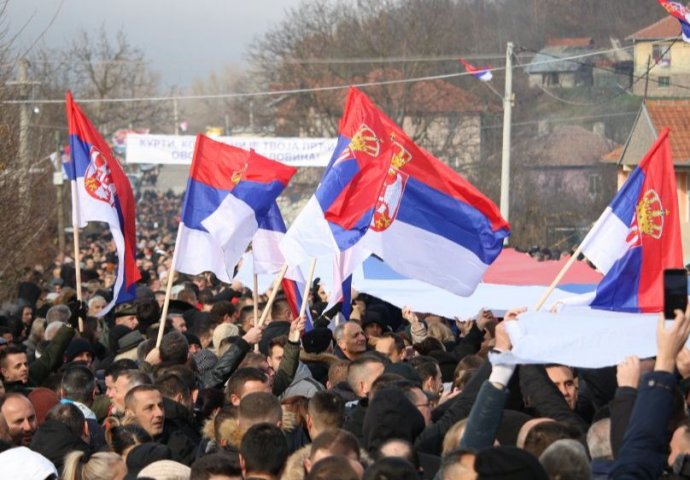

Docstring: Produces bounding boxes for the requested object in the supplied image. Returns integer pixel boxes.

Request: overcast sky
[6,0,305,87]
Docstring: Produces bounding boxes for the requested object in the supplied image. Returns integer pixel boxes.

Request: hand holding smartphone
[664,269,688,319]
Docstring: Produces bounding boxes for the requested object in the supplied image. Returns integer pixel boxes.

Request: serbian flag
[579,128,682,312]
[252,203,314,329]
[65,91,141,315]
[280,88,392,313]
[460,59,493,82]
[658,0,690,43]
[281,87,510,305]
[176,135,296,283]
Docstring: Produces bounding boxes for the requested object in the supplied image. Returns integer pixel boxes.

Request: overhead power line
[4,46,635,105]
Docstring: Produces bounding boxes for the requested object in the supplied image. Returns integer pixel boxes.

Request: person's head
[439,447,477,480]
[545,364,578,410]
[45,402,87,442]
[239,306,255,333]
[267,335,288,373]
[210,300,238,325]
[302,328,334,355]
[190,452,242,480]
[442,419,468,455]
[362,316,385,339]
[363,456,417,480]
[0,346,29,383]
[0,393,37,446]
[516,418,554,449]
[159,331,189,365]
[327,360,350,389]
[226,367,271,406]
[46,304,71,324]
[307,391,345,438]
[523,420,581,458]
[114,303,139,330]
[374,333,405,363]
[60,365,96,405]
[587,418,612,461]
[403,386,433,426]
[87,295,107,317]
[409,356,443,397]
[307,455,362,480]
[539,439,591,480]
[670,421,690,467]
[347,354,386,398]
[62,451,126,480]
[238,392,282,431]
[104,359,138,397]
[20,305,33,325]
[427,322,455,345]
[239,423,288,478]
[155,373,192,409]
[306,429,361,473]
[168,314,188,333]
[270,298,293,323]
[124,385,165,437]
[64,338,95,366]
[334,321,367,360]
[378,439,419,470]
[108,370,152,414]
[107,423,152,458]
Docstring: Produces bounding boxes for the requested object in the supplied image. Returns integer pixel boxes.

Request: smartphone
[664,269,688,319]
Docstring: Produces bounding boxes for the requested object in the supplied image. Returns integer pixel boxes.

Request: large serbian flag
[176,135,296,283]
[65,91,141,315]
[580,128,682,312]
[281,87,510,304]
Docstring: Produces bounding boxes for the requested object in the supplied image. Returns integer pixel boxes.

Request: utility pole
[16,58,32,216]
[173,98,179,135]
[500,42,514,235]
[53,131,65,255]
[643,55,652,100]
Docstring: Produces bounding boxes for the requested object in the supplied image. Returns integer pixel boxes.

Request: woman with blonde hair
[62,451,126,480]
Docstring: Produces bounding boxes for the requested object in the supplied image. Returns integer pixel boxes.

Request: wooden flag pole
[156,227,183,348]
[69,182,84,333]
[256,264,289,328]
[299,258,318,318]
[253,274,259,327]
[533,245,584,311]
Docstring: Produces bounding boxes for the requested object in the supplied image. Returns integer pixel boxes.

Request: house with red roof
[605,99,690,255]
[627,15,690,97]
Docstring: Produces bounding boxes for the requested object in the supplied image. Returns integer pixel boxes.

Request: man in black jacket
[124,384,197,465]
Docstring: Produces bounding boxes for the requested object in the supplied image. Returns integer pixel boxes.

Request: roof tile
[627,15,681,40]
[646,99,690,163]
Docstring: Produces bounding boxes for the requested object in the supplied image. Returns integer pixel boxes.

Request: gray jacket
[279,362,323,399]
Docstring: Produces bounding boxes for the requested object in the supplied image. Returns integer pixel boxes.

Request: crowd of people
[0,189,689,480]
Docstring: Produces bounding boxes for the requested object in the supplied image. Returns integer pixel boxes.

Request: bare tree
[29,28,169,137]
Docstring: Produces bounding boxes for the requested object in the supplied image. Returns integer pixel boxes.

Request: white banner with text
[125,134,338,167]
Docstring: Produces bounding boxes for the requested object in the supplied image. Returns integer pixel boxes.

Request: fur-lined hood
[299,351,340,365]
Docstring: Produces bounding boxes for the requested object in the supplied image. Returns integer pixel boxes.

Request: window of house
[658,76,671,87]
[544,73,559,86]
[652,44,672,68]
